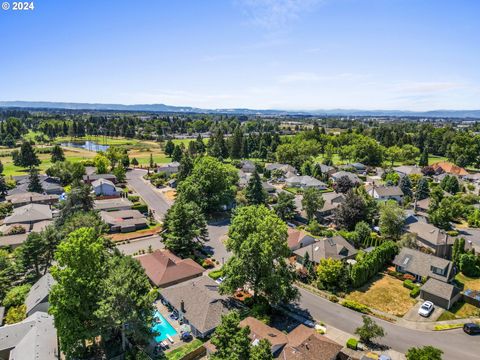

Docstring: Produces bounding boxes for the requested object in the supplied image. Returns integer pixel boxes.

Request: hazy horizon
[1,0,479,111]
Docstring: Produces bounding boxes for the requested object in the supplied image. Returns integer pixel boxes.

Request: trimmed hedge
[410,286,420,298]
[346,338,358,350]
[208,269,223,280]
[403,279,415,290]
[132,203,148,213]
[341,300,370,314]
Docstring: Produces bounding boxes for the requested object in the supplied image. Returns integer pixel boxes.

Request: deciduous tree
[301,187,324,221]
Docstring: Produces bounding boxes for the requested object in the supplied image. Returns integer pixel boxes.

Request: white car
[418,301,434,317]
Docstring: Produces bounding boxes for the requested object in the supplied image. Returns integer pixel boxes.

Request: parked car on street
[418,301,434,317]
[463,323,480,335]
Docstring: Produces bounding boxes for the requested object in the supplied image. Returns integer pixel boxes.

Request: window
[431,266,445,276]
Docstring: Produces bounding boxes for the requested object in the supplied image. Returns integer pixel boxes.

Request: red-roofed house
[136,250,205,288]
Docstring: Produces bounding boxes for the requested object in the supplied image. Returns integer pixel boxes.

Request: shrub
[341,300,370,314]
[202,258,214,269]
[403,279,415,290]
[402,273,416,281]
[346,338,358,350]
[208,269,223,280]
[2,284,31,308]
[329,295,339,303]
[127,195,140,202]
[132,203,148,214]
[5,305,26,324]
[410,287,420,298]
[6,225,26,235]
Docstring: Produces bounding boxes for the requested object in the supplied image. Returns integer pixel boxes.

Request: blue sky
[0,0,479,110]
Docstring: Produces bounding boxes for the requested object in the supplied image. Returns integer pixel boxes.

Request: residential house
[405,219,452,258]
[4,204,53,227]
[157,161,180,175]
[265,163,297,178]
[0,234,29,249]
[315,163,335,175]
[93,197,133,211]
[239,317,288,355]
[0,312,58,360]
[240,160,256,173]
[280,325,344,360]
[330,171,361,184]
[100,210,148,233]
[160,276,239,338]
[287,228,316,251]
[5,192,59,208]
[136,250,204,288]
[262,182,276,194]
[317,192,346,218]
[8,175,63,195]
[294,236,358,265]
[367,185,404,202]
[83,174,117,184]
[393,247,454,282]
[339,163,367,173]
[432,161,468,176]
[463,172,480,183]
[420,278,462,310]
[393,165,423,177]
[91,178,121,197]
[25,273,55,317]
[285,175,328,190]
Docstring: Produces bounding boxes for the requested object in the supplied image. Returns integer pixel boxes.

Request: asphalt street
[126,169,171,221]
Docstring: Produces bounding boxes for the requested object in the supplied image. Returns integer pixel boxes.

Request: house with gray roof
[330,171,361,184]
[5,192,59,208]
[94,197,133,211]
[8,175,63,196]
[393,165,423,177]
[317,192,345,218]
[4,204,53,226]
[405,219,452,258]
[100,210,148,233]
[420,278,462,309]
[157,162,180,175]
[294,236,358,265]
[0,312,58,360]
[366,185,404,202]
[315,163,335,175]
[393,247,454,282]
[160,276,240,338]
[265,163,297,179]
[240,160,256,173]
[25,273,55,317]
[83,173,117,184]
[91,178,121,197]
[285,175,328,190]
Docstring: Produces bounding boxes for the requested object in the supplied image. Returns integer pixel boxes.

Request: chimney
[180,300,185,313]
[30,196,33,203]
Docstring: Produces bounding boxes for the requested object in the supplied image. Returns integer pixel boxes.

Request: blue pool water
[152,311,178,342]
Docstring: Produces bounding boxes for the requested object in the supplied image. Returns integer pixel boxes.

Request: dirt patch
[162,189,177,202]
[346,274,416,317]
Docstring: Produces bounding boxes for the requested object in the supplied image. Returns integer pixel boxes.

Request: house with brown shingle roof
[405,219,452,258]
[279,324,343,360]
[239,317,288,355]
[136,250,204,288]
[294,236,358,265]
[432,161,468,176]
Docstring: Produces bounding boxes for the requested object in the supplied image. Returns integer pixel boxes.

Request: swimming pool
[152,311,178,342]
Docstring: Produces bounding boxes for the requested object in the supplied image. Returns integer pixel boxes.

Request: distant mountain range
[1,101,480,118]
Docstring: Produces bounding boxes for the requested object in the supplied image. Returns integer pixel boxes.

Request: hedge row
[341,300,370,314]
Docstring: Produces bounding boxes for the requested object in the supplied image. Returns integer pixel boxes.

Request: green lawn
[165,339,203,360]
[455,273,480,291]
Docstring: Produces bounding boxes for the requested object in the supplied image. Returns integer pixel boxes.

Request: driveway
[294,287,480,360]
[205,219,231,266]
[402,301,444,322]
[126,169,171,221]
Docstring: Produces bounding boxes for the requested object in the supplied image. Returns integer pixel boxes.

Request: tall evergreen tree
[177,152,194,182]
[245,171,267,205]
[0,174,7,197]
[171,145,183,162]
[418,148,429,167]
[165,139,175,157]
[415,177,430,200]
[51,144,66,163]
[13,142,40,168]
[399,175,413,197]
[273,192,296,221]
[229,126,244,159]
[27,167,43,193]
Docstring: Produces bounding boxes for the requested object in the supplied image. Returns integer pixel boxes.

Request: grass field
[455,273,480,291]
[166,339,203,360]
[314,154,448,167]
[346,274,416,317]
